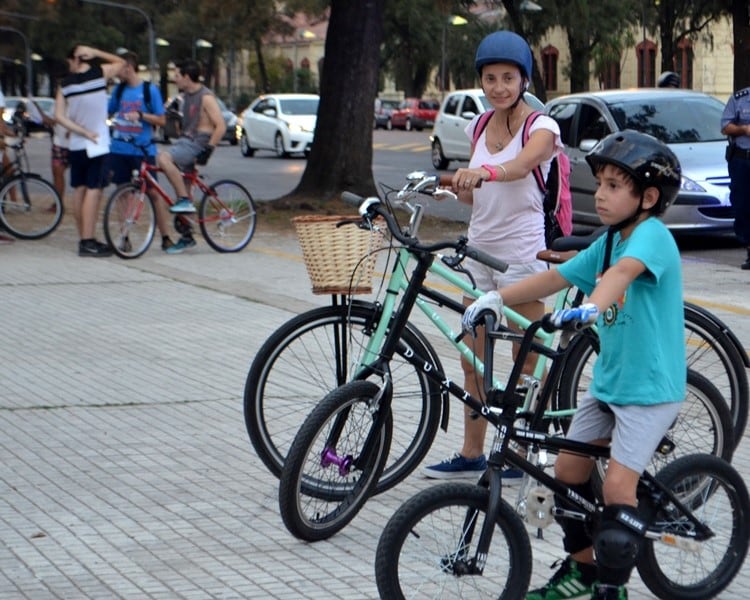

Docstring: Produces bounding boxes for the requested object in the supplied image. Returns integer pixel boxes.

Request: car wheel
[274,132,287,158]
[431,139,450,170]
[240,131,255,157]
[404,118,412,132]
[386,118,393,131]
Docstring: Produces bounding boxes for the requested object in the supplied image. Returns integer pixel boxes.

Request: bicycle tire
[103,183,156,259]
[0,174,62,239]
[198,179,256,252]
[375,482,532,599]
[278,381,392,541]
[684,302,748,441]
[243,302,444,494]
[637,454,750,599]
[557,305,748,445]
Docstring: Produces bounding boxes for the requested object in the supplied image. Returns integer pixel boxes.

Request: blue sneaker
[165,236,197,254]
[170,198,196,214]
[422,452,487,480]
[501,467,524,483]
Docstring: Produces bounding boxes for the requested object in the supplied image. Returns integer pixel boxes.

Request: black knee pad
[594,504,646,586]
[554,479,596,554]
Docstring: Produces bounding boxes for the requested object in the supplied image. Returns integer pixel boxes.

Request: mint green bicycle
[243,171,744,495]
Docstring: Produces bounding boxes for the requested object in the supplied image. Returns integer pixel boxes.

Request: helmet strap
[602,195,647,272]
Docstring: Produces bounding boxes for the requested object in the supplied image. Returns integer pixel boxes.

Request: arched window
[285,58,293,72]
[301,57,311,70]
[676,38,693,88]
[636,39,657,87]
[541,45,558,91]
[598,61,621,89]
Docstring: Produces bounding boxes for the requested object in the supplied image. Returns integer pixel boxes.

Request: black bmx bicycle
[374,311,749,599]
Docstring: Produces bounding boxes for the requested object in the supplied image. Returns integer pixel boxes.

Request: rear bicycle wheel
[375,483,532,599]
[637,454,750,599]
[103,183,156,259]
[278,381,391,541]
[198,179,256,252]
[0,174,62,239]
[243,302,444,494]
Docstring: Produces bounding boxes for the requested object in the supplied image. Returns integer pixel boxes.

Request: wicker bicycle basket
[292,215,384,295]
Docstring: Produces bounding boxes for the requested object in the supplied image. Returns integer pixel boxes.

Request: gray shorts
[465,258,548,295]
[169,134,210,170]
[565,393,683,473]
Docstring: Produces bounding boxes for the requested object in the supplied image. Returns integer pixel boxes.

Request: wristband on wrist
[137,110,144,121]
[480,164,497,182]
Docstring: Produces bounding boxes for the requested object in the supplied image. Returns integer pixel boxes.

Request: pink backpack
[473,110,573,245]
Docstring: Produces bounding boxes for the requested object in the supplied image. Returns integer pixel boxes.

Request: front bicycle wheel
[278,381,392,541]
[0,174,62,239]
[558,304,747,445]
[375,483,532,599]
[243,302,444,494]
[198,179,256,252]
[637,454,750,599]
[103,183,156,259]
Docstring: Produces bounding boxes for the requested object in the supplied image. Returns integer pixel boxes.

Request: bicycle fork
[319,378,393,476]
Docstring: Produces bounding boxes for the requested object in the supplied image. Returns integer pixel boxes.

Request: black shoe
[741,248,750,270]
[79,239,112,257]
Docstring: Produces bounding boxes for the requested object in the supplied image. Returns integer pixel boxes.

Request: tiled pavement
[0,220,748,599]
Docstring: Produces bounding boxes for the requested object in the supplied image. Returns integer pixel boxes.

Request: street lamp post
[0,26,32,96]
[193,38,213,60]
[79,0,157,83]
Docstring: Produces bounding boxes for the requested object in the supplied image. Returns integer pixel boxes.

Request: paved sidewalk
[0,219,748,599]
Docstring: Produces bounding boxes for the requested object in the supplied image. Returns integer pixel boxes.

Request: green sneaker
[591,583,628,599]
[526,557,596,599]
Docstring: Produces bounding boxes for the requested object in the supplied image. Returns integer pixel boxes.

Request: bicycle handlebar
[342,190,508,274]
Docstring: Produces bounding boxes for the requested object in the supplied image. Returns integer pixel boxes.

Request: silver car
[545,89,733,234]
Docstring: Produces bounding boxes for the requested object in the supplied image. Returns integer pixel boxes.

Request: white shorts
[566,393,683,474]
[464,258,548,295]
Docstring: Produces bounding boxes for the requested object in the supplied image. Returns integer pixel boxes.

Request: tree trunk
[732,0,750,89]
[287,0,385,202]
[567,34,591,92]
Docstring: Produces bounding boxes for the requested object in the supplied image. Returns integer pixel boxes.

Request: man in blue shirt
[721,86,750,270]
[107,52,175,251]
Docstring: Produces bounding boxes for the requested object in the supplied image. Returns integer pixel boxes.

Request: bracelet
[138,111,144,121]
[497,163,508,181]
[480,164,497,182]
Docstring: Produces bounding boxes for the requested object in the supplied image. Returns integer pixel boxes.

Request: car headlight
[680,175,706,193]
[287,121,303,133]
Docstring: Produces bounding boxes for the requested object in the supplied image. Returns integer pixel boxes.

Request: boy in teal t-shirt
[462,130,685,600]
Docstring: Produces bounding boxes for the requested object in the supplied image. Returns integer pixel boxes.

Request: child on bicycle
[462,130,686,600]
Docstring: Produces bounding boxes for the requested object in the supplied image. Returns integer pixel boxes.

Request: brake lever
[433,187,457,202]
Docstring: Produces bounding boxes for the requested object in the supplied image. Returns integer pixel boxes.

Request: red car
[390,98,440,131]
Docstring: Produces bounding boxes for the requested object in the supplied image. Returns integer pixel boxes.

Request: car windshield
[608,96,725,143]
[279,98,319,115]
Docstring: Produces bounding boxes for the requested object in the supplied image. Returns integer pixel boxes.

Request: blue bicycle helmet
[475,31,533,79]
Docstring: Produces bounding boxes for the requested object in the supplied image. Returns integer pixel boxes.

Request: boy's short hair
[121,52,138,69]
[177,59,202,83]
[591,161,644,200]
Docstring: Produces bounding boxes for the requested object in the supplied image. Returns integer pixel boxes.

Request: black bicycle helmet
[475,31,533,79]
[657,71,681,88]
[585,130,681,216]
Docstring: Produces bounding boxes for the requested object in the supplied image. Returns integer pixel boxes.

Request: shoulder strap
[472,109,495,146]
[142,81,152,113]
[521,111,547,193]
[113,81,125,106]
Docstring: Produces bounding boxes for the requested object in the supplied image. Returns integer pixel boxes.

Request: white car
[239,93,319,158]
[430,88,544,170]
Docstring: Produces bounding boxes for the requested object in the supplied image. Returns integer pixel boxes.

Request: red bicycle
[103,144,256,259]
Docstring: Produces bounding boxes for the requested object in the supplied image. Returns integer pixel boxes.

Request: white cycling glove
[550,303,600,328]
[461,290,504,333]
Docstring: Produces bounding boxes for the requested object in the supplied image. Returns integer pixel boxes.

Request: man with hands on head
[55,44,125,257]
